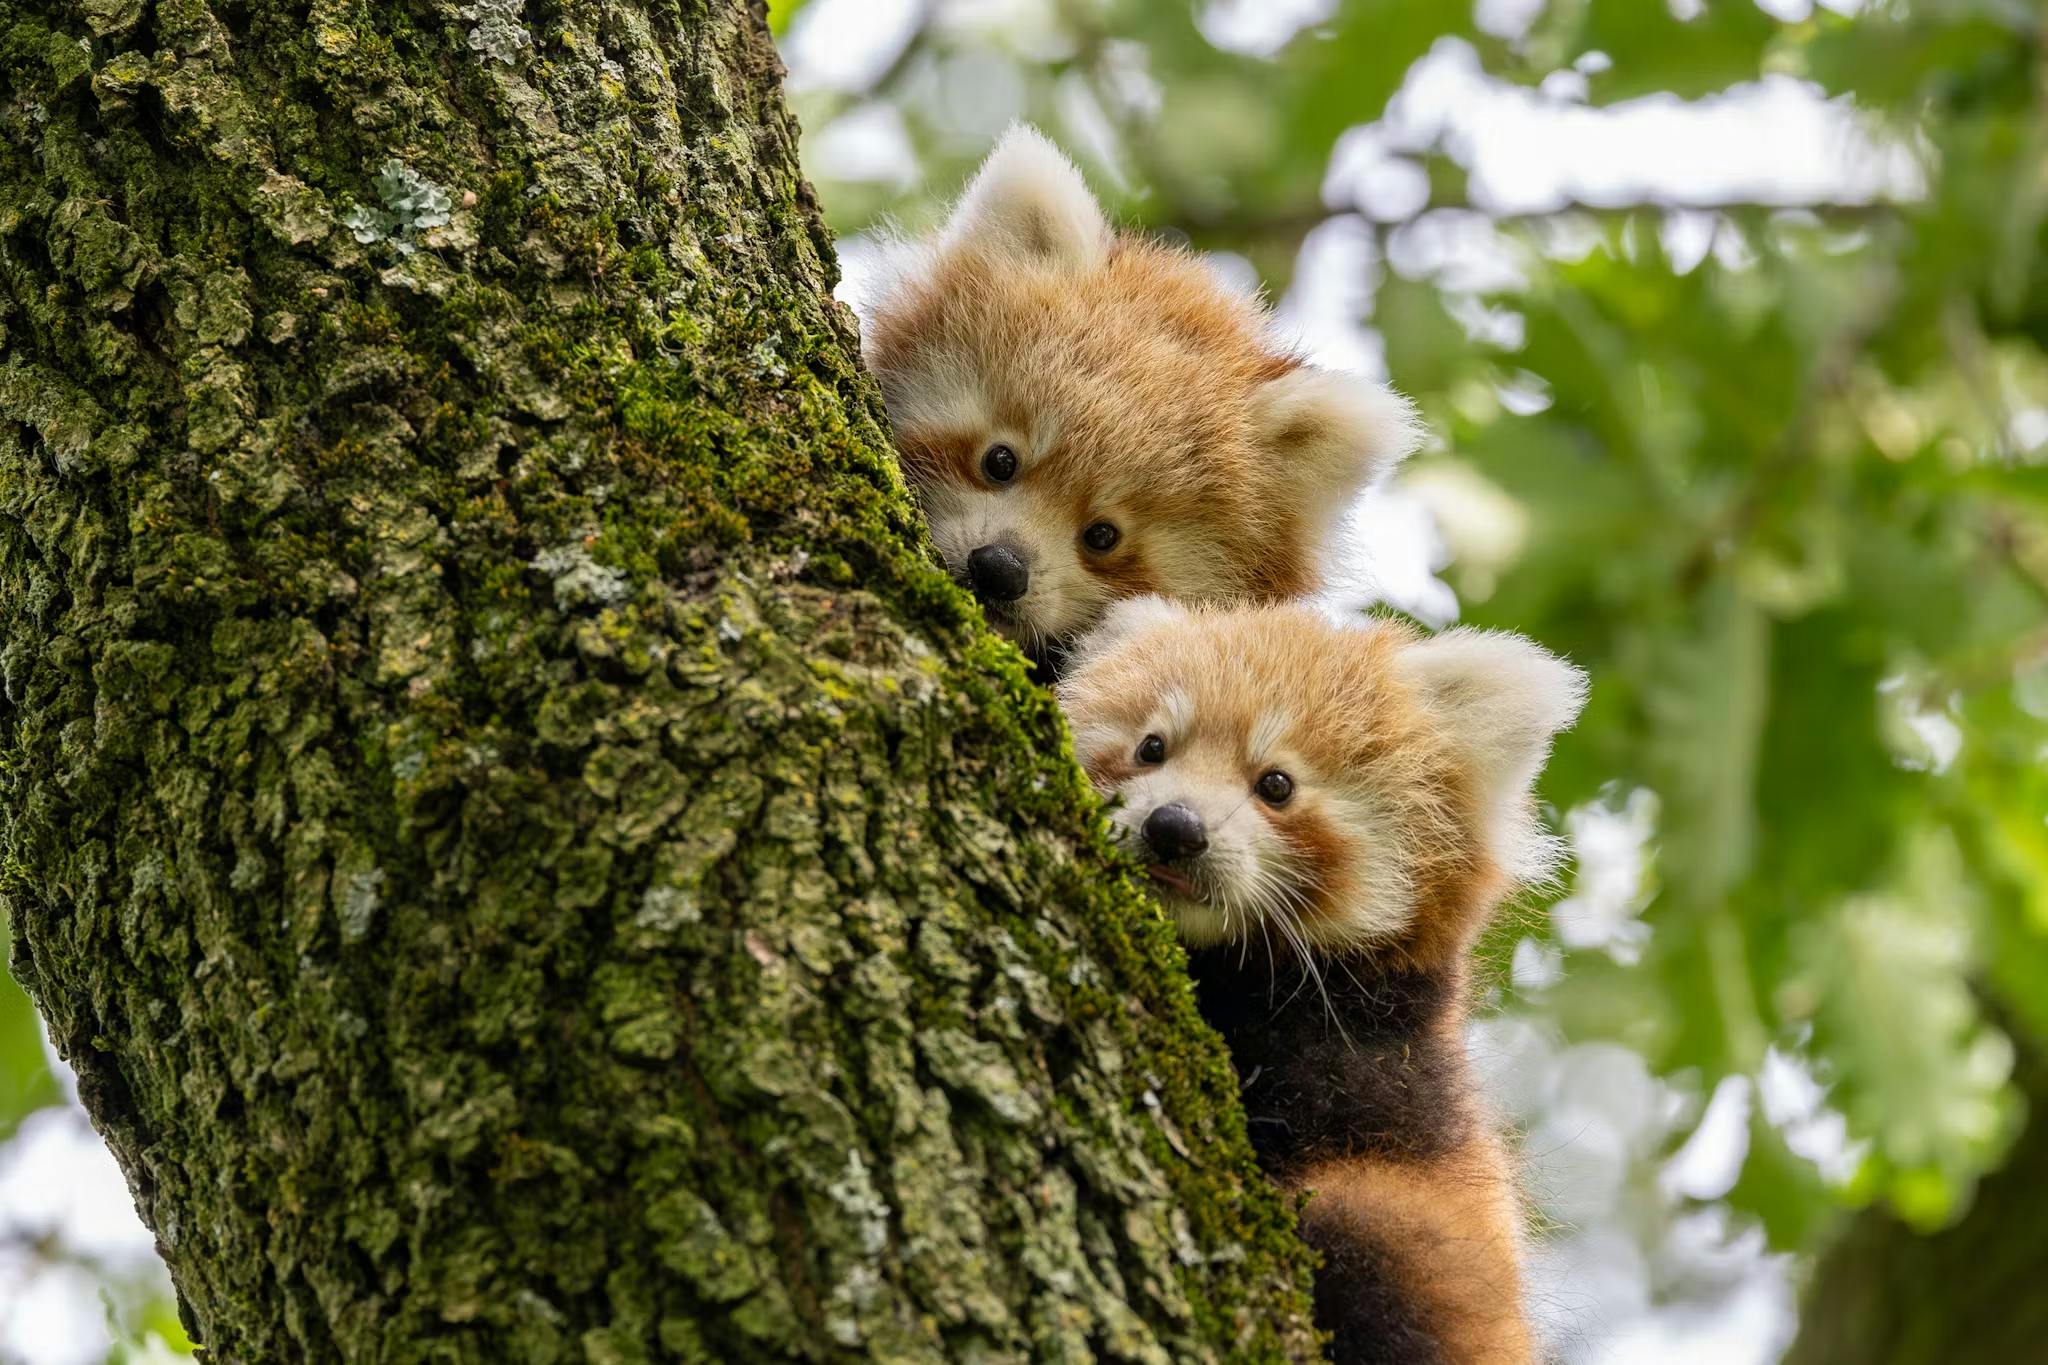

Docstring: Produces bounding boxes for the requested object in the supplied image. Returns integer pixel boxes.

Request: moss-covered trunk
[0,0,1320,1358]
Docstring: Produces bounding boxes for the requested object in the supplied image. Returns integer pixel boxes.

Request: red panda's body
[1187,952,1534,1365]
[857,127,1416,659]
[1058,600,1586,1364]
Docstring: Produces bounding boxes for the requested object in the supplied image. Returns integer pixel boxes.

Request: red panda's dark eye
[1137,734,1166,764]
[1082,521,1120,552]
[1255,771,1294,806]
[982,444,1018,483]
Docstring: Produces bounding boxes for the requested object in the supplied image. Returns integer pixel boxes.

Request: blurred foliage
[106,1311,193,1365]
[0,915,59,1141]
[791,0,2048,1292]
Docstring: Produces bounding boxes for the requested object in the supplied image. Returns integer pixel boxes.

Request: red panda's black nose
[1143,804,1208,862]
[967,544,1030,603]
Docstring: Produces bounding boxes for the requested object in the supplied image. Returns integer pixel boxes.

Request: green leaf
[1566,0,1783,103]
[1784,832,2022,1227]
[1728,1108,1832,1251]
[0,910,59,1138]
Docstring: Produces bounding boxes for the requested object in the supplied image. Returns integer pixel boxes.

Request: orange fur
[1058,600,1585,1363]
[1058,601,1560,968]
[1297,1139,1536,1365]
[859,126,1416,653]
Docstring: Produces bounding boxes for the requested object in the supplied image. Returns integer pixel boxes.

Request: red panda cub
[1058,596,1587,1365]
[858,126,1418,661]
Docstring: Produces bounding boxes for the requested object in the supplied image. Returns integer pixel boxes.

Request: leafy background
[5,0,2046,1360]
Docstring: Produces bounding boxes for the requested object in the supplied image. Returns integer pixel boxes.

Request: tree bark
[1783,1038,2047,1365]
[0,2,1320,1360]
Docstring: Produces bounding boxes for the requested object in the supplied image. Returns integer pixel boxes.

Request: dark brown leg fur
[1185,947,1533,1364]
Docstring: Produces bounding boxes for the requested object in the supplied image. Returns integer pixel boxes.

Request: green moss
[0,0,1320,1360]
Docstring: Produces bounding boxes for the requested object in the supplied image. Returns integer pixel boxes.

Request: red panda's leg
[1293,1140,1535,1365]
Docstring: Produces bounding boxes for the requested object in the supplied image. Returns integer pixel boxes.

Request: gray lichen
[337,866,385,943]
[343,158,455,255]
[531,542,631,608]
[461,0,534,66]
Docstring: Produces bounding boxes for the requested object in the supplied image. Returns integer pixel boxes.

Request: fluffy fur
[859,125,1419,657]
[1058,598,1587,1365]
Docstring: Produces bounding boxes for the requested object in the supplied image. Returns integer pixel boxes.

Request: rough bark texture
[1783,1041,2048,1365]
[0,1,1323,1360]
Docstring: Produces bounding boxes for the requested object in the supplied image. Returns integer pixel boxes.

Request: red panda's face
[858,127,1417,656]
[1058,599,1587,963]
[1082,685,1418,953]
[1061,604,1443,953]
[880,381,1249,656]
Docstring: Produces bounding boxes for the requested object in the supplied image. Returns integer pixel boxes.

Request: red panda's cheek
[1276,802,1358,917]
[1080,749,1140,790]
[1079,543,1156,597]
[892,426,992,488]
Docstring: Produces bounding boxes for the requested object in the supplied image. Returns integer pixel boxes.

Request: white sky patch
[1878,674,1965,773]
[808,103,922,190]
[1330,40,1924,218]
[1585,1246,1796,1365]
[1475,0,1546,39]
[1662,1075,1753,1201]
[1512,934,1565,991]
[1550,788,1660,963]
[2008,405,2048,453]
[782,0,926,92]
[1481,1016,1799,1365]
[0,1103,167,1365]
[1400,459,1529,605]
[930,0,1076,63]
[1197,0,1337,57]
[1316,484,1460,629]
[1660,208,1721,273]
[1760,1046,1864,1183]
[1761,0,1872,18]
[931,47,1030,140]
[831,232,889,317]
[1523,1042,1674,1226]
[1383,208,1529,292]
[1202,249,1262,299]
[1052,71,1134,190]
[1274,214,1389,375]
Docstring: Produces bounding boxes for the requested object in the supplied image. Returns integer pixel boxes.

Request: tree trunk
[1783,1038,2048,1365]
[0,2,1320,1360]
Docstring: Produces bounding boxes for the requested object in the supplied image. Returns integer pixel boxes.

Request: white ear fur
[1064,594,1188,671]
[1251,367,1422,504]
[1396,628,1588,880]
[942,124,1110,272]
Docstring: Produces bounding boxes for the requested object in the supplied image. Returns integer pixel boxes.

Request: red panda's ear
[1250,367,1421,508]
[1395,628,1588,880]
[942,124,1110,272]
[1064,595,1188,672]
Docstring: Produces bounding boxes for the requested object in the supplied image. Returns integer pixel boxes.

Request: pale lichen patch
[343,159,454,255]
[461,0,534,66]
[337,865,384,943]
[823,1150,891,1256]
[531,542,631,608]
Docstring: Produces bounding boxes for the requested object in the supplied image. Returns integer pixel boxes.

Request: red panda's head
[859,126,1418,656]
[1057,599,1586,968]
